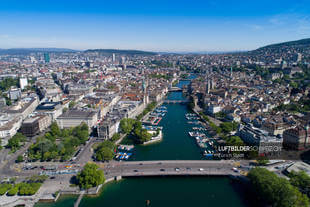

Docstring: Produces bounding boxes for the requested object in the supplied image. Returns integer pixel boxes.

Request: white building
[56,110,98,129]
[19,78,28,90]
[207,105,222,114]
[0,114,23,146]
[9,87,22,100]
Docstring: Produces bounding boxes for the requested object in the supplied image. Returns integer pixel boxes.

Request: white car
[232,167,239,172]
[199,168,204,171]
[175,168,180,172]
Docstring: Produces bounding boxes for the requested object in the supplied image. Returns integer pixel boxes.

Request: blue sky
[0,0,310,51]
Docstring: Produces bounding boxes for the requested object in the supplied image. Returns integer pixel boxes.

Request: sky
[0,0,310,52]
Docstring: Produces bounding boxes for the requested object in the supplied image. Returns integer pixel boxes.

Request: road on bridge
[101,160,238,179]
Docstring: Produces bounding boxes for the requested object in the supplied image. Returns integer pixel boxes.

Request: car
[175,168,180,171]
[198,168,204,171]
[186,167,191,170]
[232,167,239,173]
[133,169,139,172]
[160,169,165,171]
[139,163,143,165]
[50,176,56,179]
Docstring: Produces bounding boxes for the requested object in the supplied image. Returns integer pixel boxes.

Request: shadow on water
[230,179,267,207]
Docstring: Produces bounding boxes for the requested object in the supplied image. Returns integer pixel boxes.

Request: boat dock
[74,191,85,207]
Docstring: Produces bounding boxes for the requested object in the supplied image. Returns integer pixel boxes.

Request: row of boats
[115,105,168,161]
[116,145,134,160]
[143,125,163,131]
[151,106,168,123]
[115,152,133,160]
[187,121,200,125]
[118,145,134,151]
[155,106,167,113]
[185,113,200,120]
[150,112,166,117]
[192,127,207,131]
[186,113,217,158]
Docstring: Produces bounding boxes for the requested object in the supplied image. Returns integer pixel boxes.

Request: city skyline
[0,0,310,52]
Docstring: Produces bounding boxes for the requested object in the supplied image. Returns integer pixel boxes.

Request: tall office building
[44,53,50,63]
[297,53,302,62]
[19,78,28,90]
[112,53,116,63]
[120,56,126,64]
[30,56,36,63]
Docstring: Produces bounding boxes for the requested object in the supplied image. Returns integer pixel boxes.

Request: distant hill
[0,48,79,55]
[84,49,158,56]
[250,38,310,55]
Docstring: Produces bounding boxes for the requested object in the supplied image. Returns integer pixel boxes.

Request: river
[35,76,248,207]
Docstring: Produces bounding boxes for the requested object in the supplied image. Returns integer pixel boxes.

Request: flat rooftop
[57,110,97,119]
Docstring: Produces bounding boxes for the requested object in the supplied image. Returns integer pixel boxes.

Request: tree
[134,128,151,143]
[0,183,12,195]
[289,170,310,196]
[0,78,18,92]
[188,96,195,110]
[77,163,105,189]
[248,168,309,207]
[50,122,60,136]
[95,147,114,161]
[16,155,24,163]
[63,107,68,113]
[7,138,20,151]
[131,121,151,143]
[18,182,41,195]
[45,132,56,142]
[255,156,269,165]
[290,81,298,89]
[96,141,115,151]
[119,118,136,134]
[6,98,11,106]
[7,186,18,196]
[209,122,222,134]
[75,129,89,143]
[81,122,89,131]
[220,122,238,134]
[111,133,121,142]
[226,136,244,146]
[7,133,26,152]
[69,101,76,109]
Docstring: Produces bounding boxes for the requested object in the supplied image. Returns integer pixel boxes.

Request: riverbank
[143,130,163,145]
[36,176,250,207]
[34,76,251,207]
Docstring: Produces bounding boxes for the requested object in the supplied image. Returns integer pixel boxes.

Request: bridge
[101,160,238,180]
[163,100,189,104]
[168,87,182,92]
